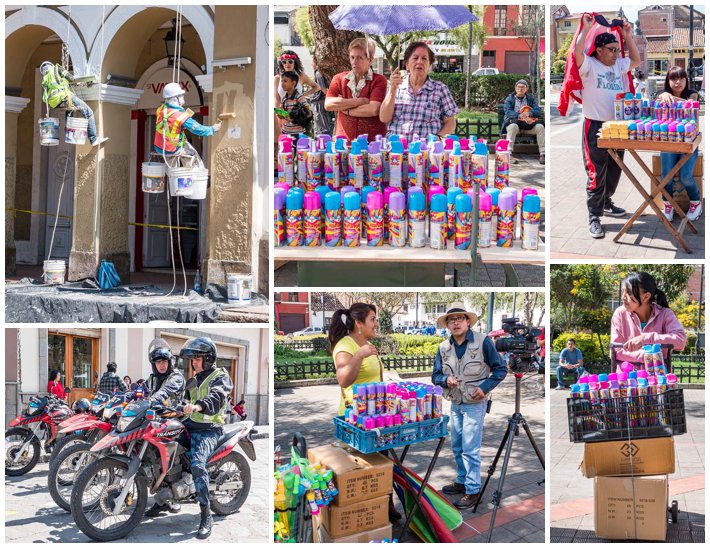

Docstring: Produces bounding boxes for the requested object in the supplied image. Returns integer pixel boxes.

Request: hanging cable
[91,4,107,270]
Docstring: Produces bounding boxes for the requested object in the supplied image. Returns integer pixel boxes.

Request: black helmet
[180,337,217,368]
[148,338,175,375]
[72,398,91,413]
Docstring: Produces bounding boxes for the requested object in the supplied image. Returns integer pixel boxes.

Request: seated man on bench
[503,79,545,165]
[555,338,585,389]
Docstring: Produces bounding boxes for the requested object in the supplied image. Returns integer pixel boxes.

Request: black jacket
[148,369,185,406]
[184,367,233,431]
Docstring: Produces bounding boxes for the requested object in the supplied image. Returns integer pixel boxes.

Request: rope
[46,152,70,264]
[91,5,107,262]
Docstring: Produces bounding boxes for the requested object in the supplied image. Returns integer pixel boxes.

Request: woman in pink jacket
[611,272,686,369]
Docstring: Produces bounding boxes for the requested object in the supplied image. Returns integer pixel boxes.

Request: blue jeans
[59,94,97,143]
[449,401,487,495]
[556,365,585,387]
[661,148,700,201]
[188,428,221,508]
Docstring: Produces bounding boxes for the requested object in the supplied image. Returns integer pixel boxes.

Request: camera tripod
[472,372,545,542]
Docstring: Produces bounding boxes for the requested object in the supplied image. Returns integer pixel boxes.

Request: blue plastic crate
[333,415,449,454]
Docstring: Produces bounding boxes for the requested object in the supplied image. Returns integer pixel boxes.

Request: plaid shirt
[387,77,458,141]
[98,372,128,394]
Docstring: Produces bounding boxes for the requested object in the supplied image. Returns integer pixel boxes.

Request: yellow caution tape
[6,208,71,219]
[128,222,198,231]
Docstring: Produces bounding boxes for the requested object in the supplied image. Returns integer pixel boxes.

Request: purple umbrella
[329,5,477,35]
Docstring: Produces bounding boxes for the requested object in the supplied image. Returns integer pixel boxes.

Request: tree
[447,5,487,108]
[613,265,695,304]
[308,6,363,81]
[511,5,545,101]
[552,34,573,75]
[293,7,314,52]
[274,37,284,61]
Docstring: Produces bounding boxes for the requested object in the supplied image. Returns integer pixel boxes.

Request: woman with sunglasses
[657,66,702,222]
[274,50,319,106]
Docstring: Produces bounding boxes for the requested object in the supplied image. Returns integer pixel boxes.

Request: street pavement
[549,88,705,259]
[275,373,545,542]
[550,388,705,543]
[4,428,270,543]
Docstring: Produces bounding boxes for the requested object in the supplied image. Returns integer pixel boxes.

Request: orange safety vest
[154,104,190,153]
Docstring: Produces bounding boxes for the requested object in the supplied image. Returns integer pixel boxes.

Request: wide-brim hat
[436,307,478,328]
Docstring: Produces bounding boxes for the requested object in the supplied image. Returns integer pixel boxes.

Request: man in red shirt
[325,38,387,141]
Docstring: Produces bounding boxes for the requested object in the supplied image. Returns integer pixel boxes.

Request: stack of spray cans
[609,93,700,143]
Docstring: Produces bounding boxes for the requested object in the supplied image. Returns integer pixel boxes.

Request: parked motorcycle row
[5,389,257,541]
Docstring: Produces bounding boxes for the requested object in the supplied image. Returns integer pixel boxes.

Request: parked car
[472,67,499,76]
[291,326,323,336]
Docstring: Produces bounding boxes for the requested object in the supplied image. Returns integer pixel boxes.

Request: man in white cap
[503,79,545,164]
[154,82,222,161]
[432,307,507,509]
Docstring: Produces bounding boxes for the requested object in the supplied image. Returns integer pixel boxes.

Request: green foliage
[673,300,705,330]
[552,332,610,364]
[294,7,314,52]
[389,334,444,356]
[615,265,696,304]
[429,73,543,111]
[552,34,573,75]
[378,309,394,334]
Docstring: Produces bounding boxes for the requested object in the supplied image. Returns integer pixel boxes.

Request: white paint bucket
[43,260,66,284]
[168,167,209,198]
[141,162,166,193]
[39,117,60,146]
[65,116,88,145]
[227,274,252,305]
[187,169,209,200]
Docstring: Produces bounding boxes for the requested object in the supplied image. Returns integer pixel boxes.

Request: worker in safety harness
[431,307,507,510]
[39,61,108,146]
[154,82,222,165]
[180,337,233,539]
[144,338,186,517]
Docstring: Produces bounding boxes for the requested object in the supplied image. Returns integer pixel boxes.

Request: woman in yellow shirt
[328,303,383,415]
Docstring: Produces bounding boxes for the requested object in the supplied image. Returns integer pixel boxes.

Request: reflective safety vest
[439,332,490,405]
[187,367,228,425]
[154,104,190,153]
[42,67,72,109]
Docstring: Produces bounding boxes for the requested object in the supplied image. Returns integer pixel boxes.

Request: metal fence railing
[454,118,498,140]
[275,355,435,382]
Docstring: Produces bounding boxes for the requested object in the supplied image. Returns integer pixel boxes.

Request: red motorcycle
[70,398,255,541]
[5,393,74,476]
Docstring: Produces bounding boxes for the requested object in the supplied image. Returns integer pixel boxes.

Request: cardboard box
[650,152,704,211]
[319,523,393,543]
[317,494,390,538]
[581,437,675,478]
[308,444,392,506]
[594,475,668,541]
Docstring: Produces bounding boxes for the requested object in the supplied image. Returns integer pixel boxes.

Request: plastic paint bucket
[141,162,166,193]
[227,274,252,305]
[39,117,60,146]
[168,167,208,198]
[43,260,66,284]
[65,116,88,145]
[187,169,209,200]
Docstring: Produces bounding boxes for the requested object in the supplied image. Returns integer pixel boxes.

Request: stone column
[5,97,30,275]
[68,85,143,281]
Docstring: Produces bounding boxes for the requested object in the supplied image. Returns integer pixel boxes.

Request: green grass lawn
[456,109,497,122]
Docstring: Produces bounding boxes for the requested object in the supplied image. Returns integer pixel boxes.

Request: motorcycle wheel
[70,457,148,542]
[5,427,41,476]
[209,452,251,515]
[48,441,97,512]
[48,432,85,467]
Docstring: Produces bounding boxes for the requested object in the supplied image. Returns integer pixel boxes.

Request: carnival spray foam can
[447,187,462,240]
[497,190,515,247]
[388,191,407,247]
[428,184,445,213]
[470,142,488,190]
[367,141,384,192]
[448,142,464,189]
[660,121,669,142]
[296,137,309,186]
[305,141,323,191]
[285,188,304,246]
[644,121,653,141]
[455,193,472,250]
[366,191,384,247]
[522,194,541,250]
[277,136,294,186]
[494,139,510,190]
[324,141,341,190]
[408,141,425,189]
[348,140,365,189]
[303,191,322,246]
[361,186,374,239]
[459,138,473,193]
[633,93,642,118]
[408,191,426,248]
[487,187,500,243]
[623,92,634,120]
[324,191,342,247]
[614,93,624,120]
[389,141,404,190]
[274,188,286,247]
[668,121,678,143]
[383,186,396,241]
[314,184,330,239]
[443,138,454,180]
[518,187,537,242]
[628,121,637,140]
[342,192,361,247]
[478,191,493,248]
[429,193,447,250]
[428,141,446,188]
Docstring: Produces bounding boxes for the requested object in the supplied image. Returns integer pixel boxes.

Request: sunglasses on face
[601,46,620,54]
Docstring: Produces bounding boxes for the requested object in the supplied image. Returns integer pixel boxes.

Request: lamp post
[164,18,185,66]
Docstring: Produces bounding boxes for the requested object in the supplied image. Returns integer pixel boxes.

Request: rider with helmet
[144,338,186,518]
[154,82,222,161]
[71,398,91,414]
[180,337,233,539]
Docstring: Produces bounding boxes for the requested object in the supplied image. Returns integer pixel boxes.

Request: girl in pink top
[611,272,686,369]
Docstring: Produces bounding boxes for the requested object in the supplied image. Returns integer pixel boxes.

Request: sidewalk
[549,88,705,259]
[275,374,545,542]
[550,388,705,542]
[4,430,270,543]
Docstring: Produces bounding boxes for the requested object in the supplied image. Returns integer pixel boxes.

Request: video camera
[494,318,542,373]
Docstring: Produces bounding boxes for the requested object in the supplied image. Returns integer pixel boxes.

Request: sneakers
[539,154,545,165]
[454,492,482,509]
[555,385,565,390]
[588,218,605,238]
[442,482,467,495]
[662,201,674,222]
[603,201,626,217]
[687,200,703,222]
[91,136,109,147]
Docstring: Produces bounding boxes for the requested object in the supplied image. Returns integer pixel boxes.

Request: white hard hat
[163,82,185,100]
[40,61,54,74]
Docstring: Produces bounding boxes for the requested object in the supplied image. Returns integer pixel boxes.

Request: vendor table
[597,134,702,253]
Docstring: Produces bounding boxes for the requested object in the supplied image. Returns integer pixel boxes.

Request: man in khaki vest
[431,307,507,509]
